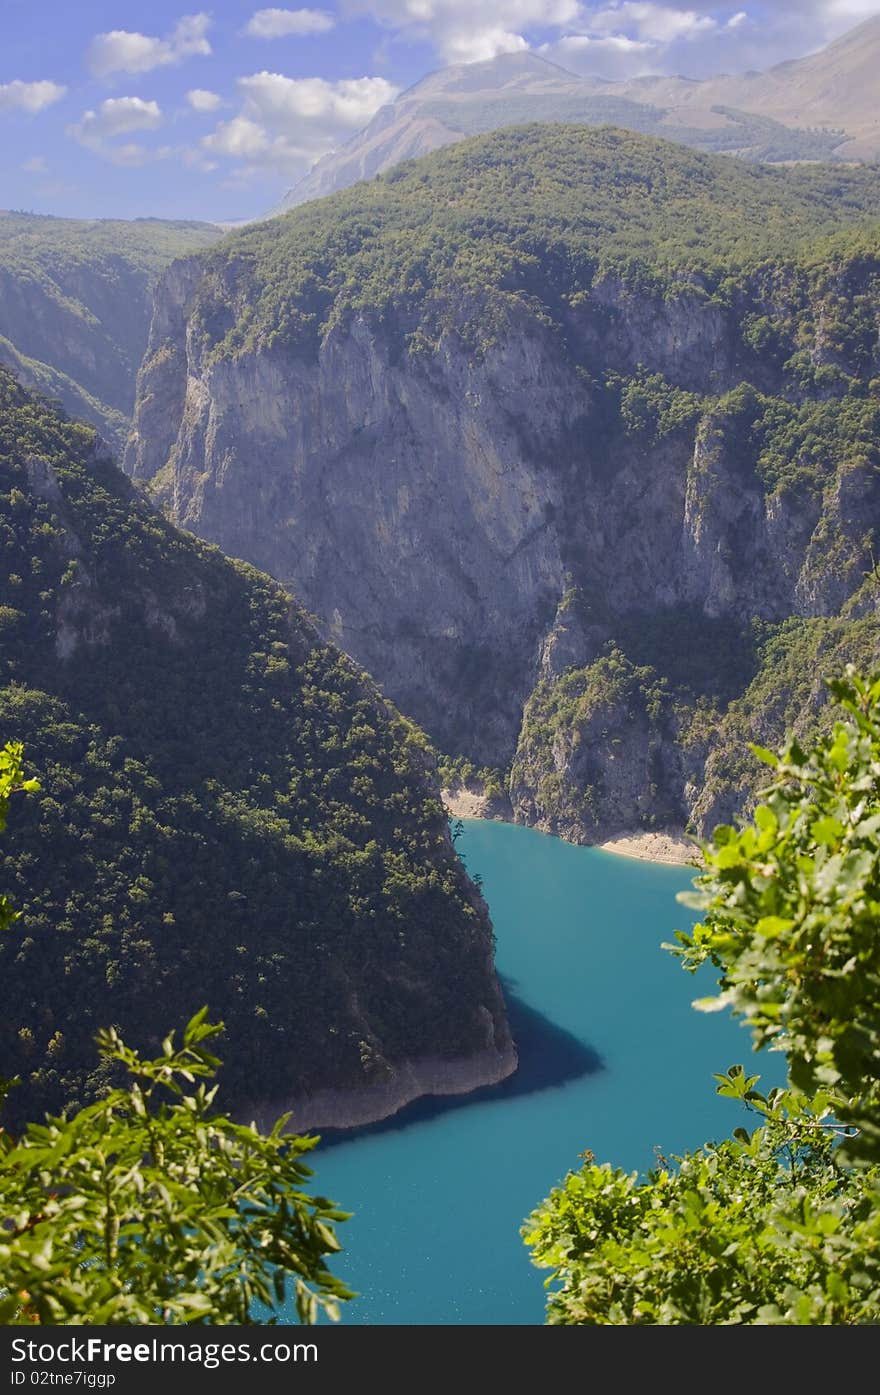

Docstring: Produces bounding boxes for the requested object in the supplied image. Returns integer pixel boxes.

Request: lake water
[301,819,761,1325]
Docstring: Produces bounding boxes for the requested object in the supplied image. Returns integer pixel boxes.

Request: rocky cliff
[0,367,513,1128]
[126,127,880,845]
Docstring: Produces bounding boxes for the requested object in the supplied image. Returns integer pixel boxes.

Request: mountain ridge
[129,125,880,844]
[276,16,880,212]
[617,12,880,159]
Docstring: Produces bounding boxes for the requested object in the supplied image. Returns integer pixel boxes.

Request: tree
[0,743,352,1325]
[675,667,880,1165]
[0,1013,353,1325]
[523,668,880,1324]
[0,742,39,936]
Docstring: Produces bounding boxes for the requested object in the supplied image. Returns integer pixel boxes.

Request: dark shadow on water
[315,976,603,1150]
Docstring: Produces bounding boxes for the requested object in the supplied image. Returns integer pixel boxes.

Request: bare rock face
[126,253,880,842]
[128,289,579,762]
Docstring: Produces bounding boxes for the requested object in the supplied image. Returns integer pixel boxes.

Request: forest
[0,368,507,1128]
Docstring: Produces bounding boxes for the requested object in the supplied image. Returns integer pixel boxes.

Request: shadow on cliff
[316,974,603,1147]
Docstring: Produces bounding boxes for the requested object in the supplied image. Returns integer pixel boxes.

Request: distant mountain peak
[401,48,583,99]
[272,14,880,216]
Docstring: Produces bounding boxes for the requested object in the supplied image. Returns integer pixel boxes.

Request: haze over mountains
[278,15,880,211]
[0,215,221,449]
[617,13,880,160]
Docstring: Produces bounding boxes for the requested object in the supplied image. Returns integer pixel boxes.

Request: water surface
[303,820,760,1325]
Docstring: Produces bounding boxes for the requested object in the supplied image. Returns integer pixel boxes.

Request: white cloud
[591,3,717,43]
[244,8,337,38]
[87,13,212,77]
[443,27,529,62]
[203,116,272,160]
[107,142,173,167]
[348,0,581,63]
[539,31,655,77]
[180,147,219,172]
[346,2,880,79]
[239,71,399,127]
[68,98,168,166]
[202,71,400,176]
[529,2,878,80]
[21,155,48,174]
[71,97,163,142]
[355,0,579,23]
[187,88,222,111]
[824,0,880,17]
[0,79,66,114]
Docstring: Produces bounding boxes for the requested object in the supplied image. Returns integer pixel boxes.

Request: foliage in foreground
[0,745,350,1326]
[524,1072,874,1324]
[524,667,880,1324]
[0,1012,352,1325]
[677,668,880,1163]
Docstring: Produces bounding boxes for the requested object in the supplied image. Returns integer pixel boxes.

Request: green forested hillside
[0,369,508,1128]
[0,214,220,448]
[212,125,880,357]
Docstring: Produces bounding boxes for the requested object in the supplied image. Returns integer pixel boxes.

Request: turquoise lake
[303,819,761,1325]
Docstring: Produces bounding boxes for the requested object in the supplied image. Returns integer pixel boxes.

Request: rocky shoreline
[442,787,697,866]
[242,1040,519,1134]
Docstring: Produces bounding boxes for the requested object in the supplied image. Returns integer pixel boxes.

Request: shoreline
[442,788,698,867]
[597,831,697,866]
[241,1042,518,1134]
[443,788,493,819]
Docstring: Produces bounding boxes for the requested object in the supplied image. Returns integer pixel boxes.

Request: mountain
[618,13,880,162]
[0,214,221,451]
[0,367,514,1130]
[276,19,880,212]
[127,125,880,845]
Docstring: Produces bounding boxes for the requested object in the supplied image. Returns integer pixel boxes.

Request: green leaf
[754,916,795,939]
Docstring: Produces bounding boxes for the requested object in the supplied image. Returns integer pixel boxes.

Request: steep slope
[0,368,513,1129]
[0,214,221,450]
[276,20,878,211]
[128,126,880,844]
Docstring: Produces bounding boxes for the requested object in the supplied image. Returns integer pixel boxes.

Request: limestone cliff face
[128,286,576,762]
[126,250,880,842]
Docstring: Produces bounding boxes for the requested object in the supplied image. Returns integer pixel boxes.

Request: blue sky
[1,1,876,222]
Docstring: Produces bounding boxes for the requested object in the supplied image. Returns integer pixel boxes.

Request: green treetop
[524,667,880,1324]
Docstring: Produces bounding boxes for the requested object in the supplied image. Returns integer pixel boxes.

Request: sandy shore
[442,787,699,867]
[442,788,491,819]
[599,831,699,866]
